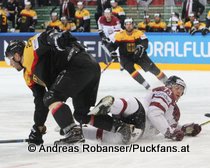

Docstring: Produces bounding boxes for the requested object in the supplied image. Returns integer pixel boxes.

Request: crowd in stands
[0,0,209,35]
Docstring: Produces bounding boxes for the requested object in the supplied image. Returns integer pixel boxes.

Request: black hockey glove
[78,26,84,32]
[47,30,64,51]
[134,44,145,60]
[201,27,209,35]
[28,125,46,145]
[110,51,118,60]
[102,37,111,45]
[190,27,198,35]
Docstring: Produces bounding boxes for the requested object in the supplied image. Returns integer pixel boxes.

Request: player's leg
[120,56,150,89]
[82,126,123,144]
[89,96,146,142]
[137,54,168,84]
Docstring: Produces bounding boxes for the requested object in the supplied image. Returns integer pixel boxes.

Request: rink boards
[0,32,210,70]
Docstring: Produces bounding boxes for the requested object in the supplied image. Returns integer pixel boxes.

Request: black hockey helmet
[165,76,186,92]
[5,40,25,58]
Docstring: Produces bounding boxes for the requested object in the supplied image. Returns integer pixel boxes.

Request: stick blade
[204,113,210,117]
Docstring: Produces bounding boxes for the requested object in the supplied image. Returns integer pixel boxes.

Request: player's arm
[31,84,49,126]
[147,89,184,141]
[134,33,148,59]
[28,84,48,145]
[45,29,78,50]
[83,11,90,31]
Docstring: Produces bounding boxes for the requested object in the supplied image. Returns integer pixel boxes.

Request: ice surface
[0,68,210,168]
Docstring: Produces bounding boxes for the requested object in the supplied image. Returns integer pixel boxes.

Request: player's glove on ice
[181,123,201,136]
[165,128,184,141]
[28,125,46,145]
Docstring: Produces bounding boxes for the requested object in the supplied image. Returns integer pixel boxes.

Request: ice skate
[117,123,135,144]
[88,96,114,115]
[54,126,85,145]
[112,118,135,144]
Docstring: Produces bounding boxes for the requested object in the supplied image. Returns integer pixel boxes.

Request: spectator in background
[15,0,24,29]
[190,19,209,35]
[167,12,185,32]
[184,12,196,32]
[59,16,76,31]
[18,1,37,32]
[75,1,90,32]
[115,0,126,5]
[60,0,75,20]
[46,12,62,31]
[138,0,153,9]
[0,2,8,32]
[110,0,126,28]
[37,0,49,6]
[149,13,166,32]
[95,0,111,28]
[137,15,152,32]
[5,0,18,29]
[206,10,210,28]
[181,0,205,22]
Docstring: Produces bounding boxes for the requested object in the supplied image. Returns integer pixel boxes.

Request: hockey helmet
[124,18,134,25]
[165,76,186,93]
[5,40,25,58]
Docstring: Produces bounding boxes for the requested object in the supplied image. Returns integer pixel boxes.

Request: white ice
[0,68,210,168]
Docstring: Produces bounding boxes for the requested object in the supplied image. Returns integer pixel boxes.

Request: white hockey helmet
[165,76,186,94]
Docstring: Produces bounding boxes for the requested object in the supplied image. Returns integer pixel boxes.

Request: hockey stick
[0,139,29,144]
[101,58,115,74]
[101,44,110,64]
[200,120,210,127]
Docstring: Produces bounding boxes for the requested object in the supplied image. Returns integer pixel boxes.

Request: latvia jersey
[139,86,180,138]
[82,86,181,143]
[98,15,121,42]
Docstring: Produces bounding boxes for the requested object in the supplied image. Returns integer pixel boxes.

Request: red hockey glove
[181,123,201,136]
[165,128,184,141]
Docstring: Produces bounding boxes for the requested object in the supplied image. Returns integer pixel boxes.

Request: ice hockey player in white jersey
[85,76,202,144]
[98,8,121,44]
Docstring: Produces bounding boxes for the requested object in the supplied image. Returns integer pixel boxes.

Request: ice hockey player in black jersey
[107,18,168,89]
[4,29,102,145]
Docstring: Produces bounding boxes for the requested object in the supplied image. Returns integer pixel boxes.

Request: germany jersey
[184,21,193,32]
[22,32,76,89]
[19,9,37,32]
[59,22,76,32]
[110,29,148,57]
[47,20,62,31]
[75,8,90,32]
[207,11,210,19]
[0,9,8,32]
[137,21,152,32]
[149,21,166,32]
[111,6,125,17]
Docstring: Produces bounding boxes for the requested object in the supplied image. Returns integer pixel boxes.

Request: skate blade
[88,96,114,115]
[130,128,143,143]
[54,138,85,146]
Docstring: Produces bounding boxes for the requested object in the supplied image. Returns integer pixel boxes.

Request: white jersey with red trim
[140,86,180,138]
[82,86,181,144]
[98,15,121,42]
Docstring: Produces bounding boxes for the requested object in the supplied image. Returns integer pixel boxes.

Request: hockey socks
[131,71,150,89]
[156,72,168,84]
[89,115,114,131]
[51,102,76,131]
